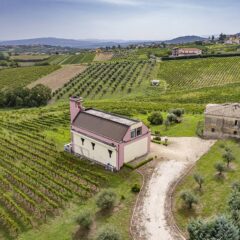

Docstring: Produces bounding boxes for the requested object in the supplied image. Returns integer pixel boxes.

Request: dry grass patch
[94,52,113,61]
[27,64,87,92]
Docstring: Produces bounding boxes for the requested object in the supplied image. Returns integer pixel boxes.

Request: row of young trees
[179,146,240,240]
[0,84,51,108]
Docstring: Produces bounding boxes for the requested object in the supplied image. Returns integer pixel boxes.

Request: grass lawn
[135,113,203,137]
[17,168,140,240]
[173,140,240,232]
[0,65,60,91]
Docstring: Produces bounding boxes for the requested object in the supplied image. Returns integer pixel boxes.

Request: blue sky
[1,0,239,40]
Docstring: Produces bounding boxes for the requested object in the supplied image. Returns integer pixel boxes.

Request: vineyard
[0,65,60,91]
[53,61,156,100]
[0,105,111,238]
[45,53,95,65]
[158,57,240,91]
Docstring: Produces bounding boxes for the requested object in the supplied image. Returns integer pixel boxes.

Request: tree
[147,112,163,125]
[76,210,93,229]
[180,191,198,209]
[215,162,225,176]
[223,151,235,168]
[96,225,121,240]
[96,190,116,210]
[193,173,204,190]
[169,108,184,117]
[219,33,227,43]
[188,216,239,240]
[29,84,51,107]
[167,113,177,123]
[164,119,170,130]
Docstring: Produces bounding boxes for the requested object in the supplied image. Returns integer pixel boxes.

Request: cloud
[97,0,144,6]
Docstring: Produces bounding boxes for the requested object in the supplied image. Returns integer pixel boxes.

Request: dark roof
[72,110,131,142]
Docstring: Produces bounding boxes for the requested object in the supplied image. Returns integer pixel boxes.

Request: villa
[204,103,240,139]
[68,97,151,170]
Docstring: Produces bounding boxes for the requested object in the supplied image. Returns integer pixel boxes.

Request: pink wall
[71,111,151,170]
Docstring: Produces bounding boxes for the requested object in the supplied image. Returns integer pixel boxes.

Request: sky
[0,0,240,41]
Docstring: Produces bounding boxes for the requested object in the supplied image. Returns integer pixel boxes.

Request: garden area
[173,139,240,239]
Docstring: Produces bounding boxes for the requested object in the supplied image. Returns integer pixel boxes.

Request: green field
[46,53,95,65]
[158,57,240,91]
[0,104,140,240]
[53,61,157,100]
[1,50,240,239]
[173,140,240,233]
[0,65,60,91]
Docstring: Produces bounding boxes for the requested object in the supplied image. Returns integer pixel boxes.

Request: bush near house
[96,190,117,210]
[147,111,163,125]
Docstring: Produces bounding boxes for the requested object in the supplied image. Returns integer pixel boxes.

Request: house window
[81,138,85,145]
[234,131,237,135]
[235,120,238,126]
[108,150,113,158]
[211,128,215,133]
[137,127,142,136]
[131,130,136,138]
[91,142,95,150]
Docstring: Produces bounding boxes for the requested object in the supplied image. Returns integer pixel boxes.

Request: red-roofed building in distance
[172,47,202,57]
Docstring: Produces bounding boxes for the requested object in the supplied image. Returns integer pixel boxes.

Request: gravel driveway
[131,137,215,240]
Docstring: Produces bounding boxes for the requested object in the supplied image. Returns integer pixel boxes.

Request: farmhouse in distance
[67,96,151,170]
[204,103,240,139]
[172,47,202,57]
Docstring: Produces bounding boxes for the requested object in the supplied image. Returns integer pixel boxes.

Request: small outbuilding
[151,80,160,86]
[204,103,240,139]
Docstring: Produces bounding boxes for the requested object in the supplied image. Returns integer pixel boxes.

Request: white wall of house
[72,131,118,168]
[124,136,148,163]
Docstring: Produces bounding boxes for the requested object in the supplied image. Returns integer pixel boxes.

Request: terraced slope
[158,57,240,91]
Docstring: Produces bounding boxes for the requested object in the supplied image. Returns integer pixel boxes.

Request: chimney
[70,96,84,123]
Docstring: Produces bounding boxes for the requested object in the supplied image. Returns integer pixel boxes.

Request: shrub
[96,225,121,240]
[215,162,225,176]
[170,108,184,117]
[147,112,163,125]
[180,191,198,209]
[131,184,140,193]
[188,216,239,240]
[167,113,178,123]
[96,190,116,210]
[76,210,93,229]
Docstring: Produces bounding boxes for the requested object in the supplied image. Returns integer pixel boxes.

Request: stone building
[204,103,240,139]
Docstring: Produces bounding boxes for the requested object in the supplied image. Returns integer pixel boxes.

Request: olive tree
[96,225,121,240]
[180,191,198,209]
[193,173,204,190]
[96,190,116,210]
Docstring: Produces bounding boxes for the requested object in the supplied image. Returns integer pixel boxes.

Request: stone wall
[204,114,240,139]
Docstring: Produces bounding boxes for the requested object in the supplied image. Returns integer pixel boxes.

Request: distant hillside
[0,36,207,49]
[165,35,207,44]
[0,37,141,49]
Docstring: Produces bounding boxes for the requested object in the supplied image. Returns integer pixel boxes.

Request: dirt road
[131,137,215,240]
